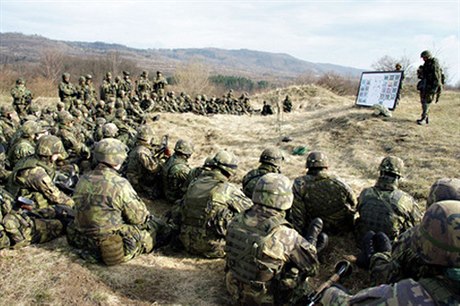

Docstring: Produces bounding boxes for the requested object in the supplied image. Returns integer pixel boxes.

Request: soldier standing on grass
[416,50,442,125]
[11,78,33,119]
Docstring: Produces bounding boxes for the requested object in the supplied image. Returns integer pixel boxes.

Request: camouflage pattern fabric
[418,55,442,120]
[355,175,421,240]
[7,138,35,168]
[179,169,252,258]
[11,84,33,118]
[162,154,191,204]
[283,95,292,113]
[290,169,356,235]
[8,156,74,209]
[242,163,280,198]
[58,80,77,110]
[225,204,318,305]
[68,163,160,263]
[126,143,162,198]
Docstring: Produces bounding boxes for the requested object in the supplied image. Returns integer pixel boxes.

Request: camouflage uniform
[84,75,98,108]
[67,138,167,265]
[282,95,292,113]
[320,200,460,305]
[58,73,77,111]
[153,71,168,97]
[0,145,11,186]
[136,71,152,98]
[99,72,117,102]
[118,71,133,97]
[242,147,283,198]
[162,139,193,204]
[426,177,460,208]
[184,156,214,189]
[56,111,90,163]
[179,151,252,258]
[7,121,44,168]
[290,152,356,235]
[355,156,421,241]
[7,135,74,210]
[225,173,319,305]
[126,125,163,199]
[11,78,33,119]
[0,105,19,148]
[417,50,442,124]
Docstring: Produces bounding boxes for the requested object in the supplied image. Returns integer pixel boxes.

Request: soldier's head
[306,151,329,170]
[141,70,148,78]
[0,105,15,118]
[95,117,107,127]
[259,147,284,168]
[16,78,25,85]
[102,123,119,138]
[62,73,70,82]
[136,125,156,144]
[212,150,238,178]
[420,50,432,61]
[123,71,130,79]
[21,120,46,140]
[411,200,460,268]
[252,173,293,211]
[395,63,402,70]
[85,74,93,84]
[36,135,66,162]
[115,108,127,120]
[58,111,74,126]
[379,156,404,178]
[105,72,112,79]
[78,76,86,84]
[94,138,128,169]
[156,71,162,76]
[174,139,194,158]
[426,178,460,208]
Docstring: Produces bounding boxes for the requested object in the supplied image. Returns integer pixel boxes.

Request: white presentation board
[355,71,403,110]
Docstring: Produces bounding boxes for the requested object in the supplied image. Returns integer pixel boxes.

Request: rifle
[304,260,352,306]
[154,134,170,158]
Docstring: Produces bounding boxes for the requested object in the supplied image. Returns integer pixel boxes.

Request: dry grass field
[0,85,459,305]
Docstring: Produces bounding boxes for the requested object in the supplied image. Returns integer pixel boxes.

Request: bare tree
[38,48,64,83]
[173,59,213,97]
[372,55,416,83]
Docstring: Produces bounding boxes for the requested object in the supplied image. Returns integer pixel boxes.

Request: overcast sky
[1,0,459,84]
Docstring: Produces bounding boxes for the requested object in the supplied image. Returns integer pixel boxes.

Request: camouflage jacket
[242,163,280,198]
[421,57,443,94]
[58,81,77,103]
[8,156,74,209]
[126,142,162,185]
[7,138,35,168]
[72,163,149,237]
[162,154,191,204]
[290,169,357,235]
[180,169,252,257]
[355,176,422,240]
[11,85,33,105]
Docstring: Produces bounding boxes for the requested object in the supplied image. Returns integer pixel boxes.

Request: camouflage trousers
[420,91,435,119]
[66,222,157,264]
[2,212,63,249]
[179,224,225,258]
[0,226,11,249]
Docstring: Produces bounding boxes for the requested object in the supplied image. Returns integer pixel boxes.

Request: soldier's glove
[373,232,392,254]
[356,231,375,270]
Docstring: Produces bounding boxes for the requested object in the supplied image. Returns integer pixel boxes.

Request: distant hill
[0,32,363,80]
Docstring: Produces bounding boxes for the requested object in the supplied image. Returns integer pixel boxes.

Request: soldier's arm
[138,150,161,174]
[289,178,309,235]
[27,167,74,207]
[119,181,150,225]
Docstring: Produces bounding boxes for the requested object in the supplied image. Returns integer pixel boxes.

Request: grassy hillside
[0,86,459,305]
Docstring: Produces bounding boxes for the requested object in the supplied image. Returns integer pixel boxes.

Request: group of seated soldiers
[1,77,459,305]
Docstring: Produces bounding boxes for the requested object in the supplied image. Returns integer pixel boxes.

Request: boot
[316,232,329,253]
[373,232,392,253]
[356,230,375,269]
[425,115,429,124]
[305,218,323,246]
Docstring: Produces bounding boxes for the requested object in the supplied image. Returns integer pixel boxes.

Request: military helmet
[102,123,119,138]
[174,139,194,156]
[395,63,402,69]
[16,78,25,85]
[379,156,404,177]
[58,111,74,124]
[252,173,293,210]
[306,151,329,169]
[79,76,86,82]
[94,138,128,167]
[141,70,148,77]
[123,71,130,76]
[412,200,460,267]
[21,120,41,138]
[85,74,93,80]
[36,135,65,157]
[0,104,15,116]
[213,150,238,176]
[115,108,127,119]
[95,117,106,126]
[426,178,460,208]
[420,50,432,58]
[136,125,156,143]
[259,147,284,167]
[106,72,112,78]
[62,72,70,79]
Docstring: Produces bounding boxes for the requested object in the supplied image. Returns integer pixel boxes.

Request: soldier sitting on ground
[242,147,284,198]
[290,151,357,236]
[179,150,252,258]
[67,138,171,265]
[225,173,326,305]
[354,156,421,242]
